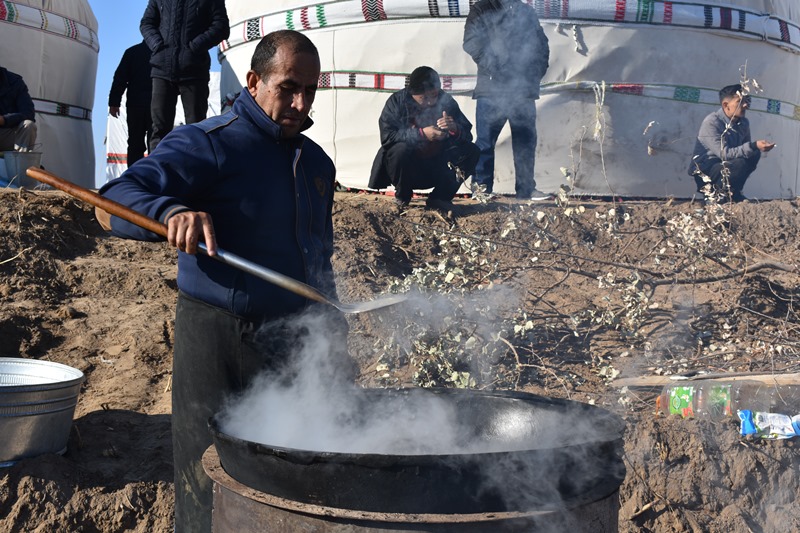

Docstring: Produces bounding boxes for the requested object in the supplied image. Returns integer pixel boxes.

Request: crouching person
[369,66,479,212]
[688,84,775,202]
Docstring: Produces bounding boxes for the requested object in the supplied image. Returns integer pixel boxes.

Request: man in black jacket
[0,66,37,152]
[108,41,153,167]
[140,0,229,151]
[463,0,550,200]
[369,66,479,212]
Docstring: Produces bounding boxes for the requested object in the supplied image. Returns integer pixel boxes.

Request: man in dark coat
[140,0,229,151]
[463,0,550,200]
[369,66,479,212]
[0,66,37,152]
[108,41,154,167]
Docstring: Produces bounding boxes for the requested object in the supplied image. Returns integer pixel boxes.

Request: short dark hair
[250,30,319,78]
[407,66,441,94]
[719,84,743,103]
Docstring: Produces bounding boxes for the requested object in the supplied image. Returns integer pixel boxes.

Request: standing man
[463,0,550,200]
[140,0,229,151]
[98,31,349,532]
[369,66,480,212]
[108,41,153,167]
[0,66,37,152]
[688,84,775,202]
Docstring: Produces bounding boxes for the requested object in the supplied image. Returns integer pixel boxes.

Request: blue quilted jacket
[99,89,337,321]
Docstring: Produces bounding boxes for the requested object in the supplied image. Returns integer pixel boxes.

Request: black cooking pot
[209,387,625,515]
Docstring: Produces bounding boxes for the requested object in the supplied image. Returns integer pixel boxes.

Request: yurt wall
[219,0,799,198]
[1,0,99,189]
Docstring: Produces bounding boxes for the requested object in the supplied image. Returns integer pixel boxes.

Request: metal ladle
[26,168,407,314]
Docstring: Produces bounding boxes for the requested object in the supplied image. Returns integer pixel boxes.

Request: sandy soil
[0,187,798,532]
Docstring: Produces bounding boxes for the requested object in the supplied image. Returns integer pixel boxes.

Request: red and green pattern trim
[313,71,800,122]
[0,1,98,51]
[220,0,799,56]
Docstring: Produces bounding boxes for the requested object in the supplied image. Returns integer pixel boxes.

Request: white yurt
[0,0,98,189]
[219,0,799,198]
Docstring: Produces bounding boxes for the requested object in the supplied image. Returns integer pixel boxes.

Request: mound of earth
[0,188,797,532]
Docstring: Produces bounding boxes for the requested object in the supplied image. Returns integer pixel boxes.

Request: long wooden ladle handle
[25,167,408,314]
[26,167,168,237]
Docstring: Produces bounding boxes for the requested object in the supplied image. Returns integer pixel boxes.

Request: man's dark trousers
[126,105,152,166]
[693,153,760,195]
[150,78,209,151]
[474,97,538,197]
[384,141,479,203]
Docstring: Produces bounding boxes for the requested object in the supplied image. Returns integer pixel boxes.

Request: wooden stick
[612,372,800,389]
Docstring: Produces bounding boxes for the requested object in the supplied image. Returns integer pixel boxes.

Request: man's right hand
[422,125,448,142]
[165,211,217,256]
[109,107,121,118]
[756,140,776,152]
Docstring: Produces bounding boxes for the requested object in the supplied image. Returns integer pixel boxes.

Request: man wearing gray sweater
[689,84,775,202]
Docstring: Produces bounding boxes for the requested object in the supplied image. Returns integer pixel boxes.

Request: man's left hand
[756,140,775,152]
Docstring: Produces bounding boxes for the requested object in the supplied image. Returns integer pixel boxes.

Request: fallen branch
[650,261,797,286]
[0,246,34,265]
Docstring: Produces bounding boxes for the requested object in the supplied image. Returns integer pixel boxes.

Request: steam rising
[216,295,624,520]
[218,307,468,454]
[218,289,529,455]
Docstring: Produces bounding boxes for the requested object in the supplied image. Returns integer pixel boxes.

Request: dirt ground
[0,187,798,532]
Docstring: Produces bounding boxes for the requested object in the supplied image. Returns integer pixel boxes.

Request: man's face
[247,47,320,138]
[411,89,440,108]
[722,94,750,119]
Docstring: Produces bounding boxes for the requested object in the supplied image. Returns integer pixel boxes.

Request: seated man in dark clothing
[369,66,479,212]
[688,83,775,202]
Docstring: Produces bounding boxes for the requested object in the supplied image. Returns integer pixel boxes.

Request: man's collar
[238,89,313,140]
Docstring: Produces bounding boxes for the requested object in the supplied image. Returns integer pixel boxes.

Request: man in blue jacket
[368,66,479,212]
[140,0,229,151]
[0,66,37,152]
[108,41,153,167]
[98,30,347,533]
[689,84,775,202]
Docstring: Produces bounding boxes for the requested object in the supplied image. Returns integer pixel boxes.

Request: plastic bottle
[657,380,800,419]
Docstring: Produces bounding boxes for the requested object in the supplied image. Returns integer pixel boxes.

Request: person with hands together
[368,66,479,212]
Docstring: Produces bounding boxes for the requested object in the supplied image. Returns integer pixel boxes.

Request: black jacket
[140,0,230,82]
[369,88,474,189]
[463,0,549,99]
[108,42,153,109]
[0,67,35,128]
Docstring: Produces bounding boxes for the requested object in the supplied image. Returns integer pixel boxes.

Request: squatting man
[689,83,775,202]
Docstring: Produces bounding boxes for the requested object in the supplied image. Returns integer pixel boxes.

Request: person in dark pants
[108,41,153,167]
[369,66,479,212]
[97,30,350,533]
[688,84,775,202]
[463,0,550,200]
[0,66,37,152]
[140,0,229,152]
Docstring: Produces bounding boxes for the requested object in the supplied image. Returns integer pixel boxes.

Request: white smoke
[216,299,624,517]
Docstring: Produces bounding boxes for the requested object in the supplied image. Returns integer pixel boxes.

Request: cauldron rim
[209,387,625,460]
[208,387,626,514]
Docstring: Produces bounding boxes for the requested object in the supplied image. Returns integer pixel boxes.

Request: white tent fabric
[0,0,98,188]
[219,0,799,198]
[104,72,222,182]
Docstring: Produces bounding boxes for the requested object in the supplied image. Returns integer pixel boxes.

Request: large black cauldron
[209,387,625,515]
